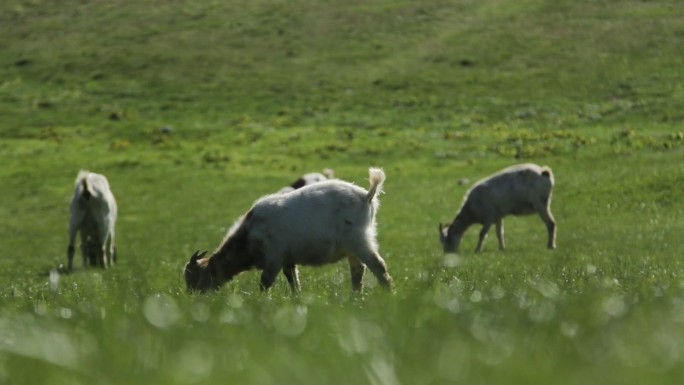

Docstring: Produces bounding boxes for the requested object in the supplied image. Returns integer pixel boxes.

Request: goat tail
[76,170,95,199]
[366,167,386,203]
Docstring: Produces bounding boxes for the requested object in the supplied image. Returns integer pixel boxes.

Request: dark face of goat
[184,250,216,292]
[438,223,459,253]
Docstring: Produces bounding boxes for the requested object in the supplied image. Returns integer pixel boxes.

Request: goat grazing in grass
[277,168,335,194]
[439,163,556,253]
[67,170,118,271]
[185,168,393,293]
[289,168,335,189]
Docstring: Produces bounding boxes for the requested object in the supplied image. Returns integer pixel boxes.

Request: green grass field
[2,0,684,384]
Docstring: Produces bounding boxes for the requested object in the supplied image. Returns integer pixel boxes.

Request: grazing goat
[277,168,335,194]
[185,168,393,293]
[439,163,556,253]
[290,168,334,189]
[67,170,118,271]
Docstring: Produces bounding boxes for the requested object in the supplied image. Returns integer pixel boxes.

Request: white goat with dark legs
[439,163,556,253]
[184,168,393,293]
[67,170,118,271]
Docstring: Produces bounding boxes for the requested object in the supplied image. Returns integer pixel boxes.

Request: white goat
[277,168,335,194]
[67,170,118,271]
[184,168,393,293]
[290,168,335,189]
[439,163,556,253]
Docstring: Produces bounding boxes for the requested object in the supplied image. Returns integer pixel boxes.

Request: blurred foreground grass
[1,0,684,384]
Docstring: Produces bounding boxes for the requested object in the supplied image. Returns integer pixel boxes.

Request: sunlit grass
[2,0,684,383]
[2,150,684,384]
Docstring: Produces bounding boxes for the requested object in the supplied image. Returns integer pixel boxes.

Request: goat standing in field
[67,170,118,271]
[439,163,556,253]
[184,168,393,293]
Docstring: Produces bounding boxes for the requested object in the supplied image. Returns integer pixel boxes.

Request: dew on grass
[219,309,239,325]
[191,302,210,323]
[33,330,80,369]
[443,253,460,268]
[602,295,627,318]
[49,269,60,292]
[432,284,461,313]
[143,294,180,328]
[433,289,460,313]
[612,336,649,368]
[528,300,556,323]
[490,285,505,300]
[586,263,597,274]
[172,342,214,383]
[135,333,164,371]
[468,313,515,366]
[601,277,621,289]
[364,353,401,385]
[299,292,316,305]
[219,307,252,325]
[560,321,578,338]
[273,304,308,337]
[515,290,533,310]
[416,270,430,283]
[59,307,73,319]
[0,317,80,371]
[610,329,679,371]
[332,271,345,286]
[532,279,560,300]
[476,335,514,366]
[337,316,385,355]
[34,302,47,316]
[469,315,488,342]
[227,293,243,308]
[446,298,461,313]
[651,332,680,371]
[437,337,470,381]
[671,298,684,323]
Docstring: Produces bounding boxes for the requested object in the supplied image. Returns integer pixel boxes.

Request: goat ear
[198,250,208,259]
[190,250,203,264]
[190,250,199,260]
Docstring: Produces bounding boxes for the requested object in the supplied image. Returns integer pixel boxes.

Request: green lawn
[1,0,684,384]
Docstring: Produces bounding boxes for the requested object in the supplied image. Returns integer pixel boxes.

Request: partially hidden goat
[439,163,556,253]
[277,168,335,194]
[290,168,334,189]
[67,170,118,271]
[185,168,393,293]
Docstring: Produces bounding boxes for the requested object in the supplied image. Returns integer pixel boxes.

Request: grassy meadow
[1,0,684,383]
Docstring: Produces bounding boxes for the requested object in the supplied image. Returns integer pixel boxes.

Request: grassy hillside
[2,0,683,132]
[1,0,684,384]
